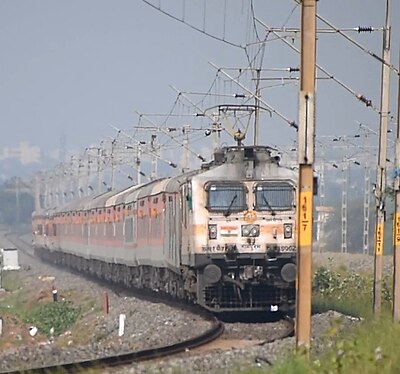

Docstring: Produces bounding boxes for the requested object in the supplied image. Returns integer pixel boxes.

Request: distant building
[0,248,20,270]
[0,142,41,165]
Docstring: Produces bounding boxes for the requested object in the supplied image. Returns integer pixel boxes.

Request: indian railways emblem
[244,210,257,223]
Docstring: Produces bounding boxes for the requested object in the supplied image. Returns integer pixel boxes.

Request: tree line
[0,178,34,225]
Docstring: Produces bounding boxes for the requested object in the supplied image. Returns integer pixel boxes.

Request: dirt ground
[0,273,61,350]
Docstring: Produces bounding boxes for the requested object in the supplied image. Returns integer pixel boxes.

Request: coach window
[125,217,134,243]
[254,182,295,212]
[206,183,247,214]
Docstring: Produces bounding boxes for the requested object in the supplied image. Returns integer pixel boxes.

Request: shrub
[25,300,80,337]
[313,263,392,318]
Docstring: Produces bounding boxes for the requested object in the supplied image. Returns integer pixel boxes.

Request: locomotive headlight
[241,224,260,237]
[284,223,293,239]
[208,224,218,239]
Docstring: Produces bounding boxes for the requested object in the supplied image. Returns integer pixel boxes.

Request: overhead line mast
[393,33,400,322]
[373,0,392,316]
[295,0,316,350]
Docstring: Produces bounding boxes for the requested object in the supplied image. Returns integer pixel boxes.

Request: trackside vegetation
[24,300,80,337]
[268,261,400,374]
[0,271,81,339]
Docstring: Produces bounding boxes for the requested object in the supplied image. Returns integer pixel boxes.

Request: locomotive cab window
[206,183,247,214]
[255,182,294,212]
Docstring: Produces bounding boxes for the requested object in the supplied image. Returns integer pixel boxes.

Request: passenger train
[32,145,297,313]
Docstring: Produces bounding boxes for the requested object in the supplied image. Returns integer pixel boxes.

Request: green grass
[0,287,30,316]
[24,300,80,337]
[271,316,400,374]
[1,270,24,291]
[268,263,399,374]
[0,271,83,338]
[311,265,392,318]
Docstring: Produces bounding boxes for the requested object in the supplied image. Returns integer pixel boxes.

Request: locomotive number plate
[277,245,296,253]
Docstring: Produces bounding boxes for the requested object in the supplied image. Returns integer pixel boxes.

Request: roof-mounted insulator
[357,26,373,33]
[234,93,245,98]
[198,155,206,162]
[290,121,299,130]
[288,67,300,72]
[356,94,372,107]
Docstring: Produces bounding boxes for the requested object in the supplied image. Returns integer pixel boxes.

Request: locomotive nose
[280,263,297,283]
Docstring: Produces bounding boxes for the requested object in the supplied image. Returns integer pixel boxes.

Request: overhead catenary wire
[193,73,220,108]
[107,126,180,181]
[255,17,381,113]
[136,111,207,162]
[209,62,298,130]
[159,93,182,128]
[292,0,399,75]
[245,0,265,70]
[263,27,383,33]
[141,0,245,49]
[169,85,238,138]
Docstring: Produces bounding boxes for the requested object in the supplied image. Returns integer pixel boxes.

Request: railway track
[3,320,224,374]
[2,232,294,373]
[2,233,224,373]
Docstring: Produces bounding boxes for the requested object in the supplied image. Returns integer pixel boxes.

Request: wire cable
[141,0,245,49]
[255,17,380,113]
[293,0,399,75]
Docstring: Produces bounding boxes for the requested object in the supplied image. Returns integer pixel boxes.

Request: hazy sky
[0,0,399,166]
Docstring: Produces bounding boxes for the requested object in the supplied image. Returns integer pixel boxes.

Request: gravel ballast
[0,230,368,373]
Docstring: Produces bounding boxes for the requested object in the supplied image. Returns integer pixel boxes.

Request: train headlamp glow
[208,224,218,239]
[241,224,260,237]
[284,223,293,239]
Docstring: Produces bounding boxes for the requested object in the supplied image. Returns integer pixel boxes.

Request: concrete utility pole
[373,0,391,316]
[362,131,372,255]
[136,143,143,185]
[315,157,326,253]
[150,134,158,181]
[393,45,400,322]
[110,140,116,190]
[254,68,261,145]
[341,158,349,254]
[181,126,190,173]
[295,0,316,351]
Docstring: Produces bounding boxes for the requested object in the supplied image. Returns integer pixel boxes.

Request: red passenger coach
[33,145,298,313]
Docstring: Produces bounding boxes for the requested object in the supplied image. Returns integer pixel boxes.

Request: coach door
[165,194,181,268]
[180,183,192,264]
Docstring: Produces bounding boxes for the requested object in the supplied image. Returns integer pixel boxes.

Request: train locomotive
[32,145,297,313]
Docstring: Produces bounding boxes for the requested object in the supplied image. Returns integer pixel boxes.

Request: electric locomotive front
[186,146,297,313]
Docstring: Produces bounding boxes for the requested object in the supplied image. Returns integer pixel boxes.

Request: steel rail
[5,234,293,372]
[2,234,225,373]
[3,320,224,374]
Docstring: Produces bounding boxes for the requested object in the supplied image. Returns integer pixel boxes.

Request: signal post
[296,0,317,350]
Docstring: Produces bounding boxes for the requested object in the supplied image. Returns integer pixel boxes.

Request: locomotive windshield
[255,182,294,211]
[207,183,247,214]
